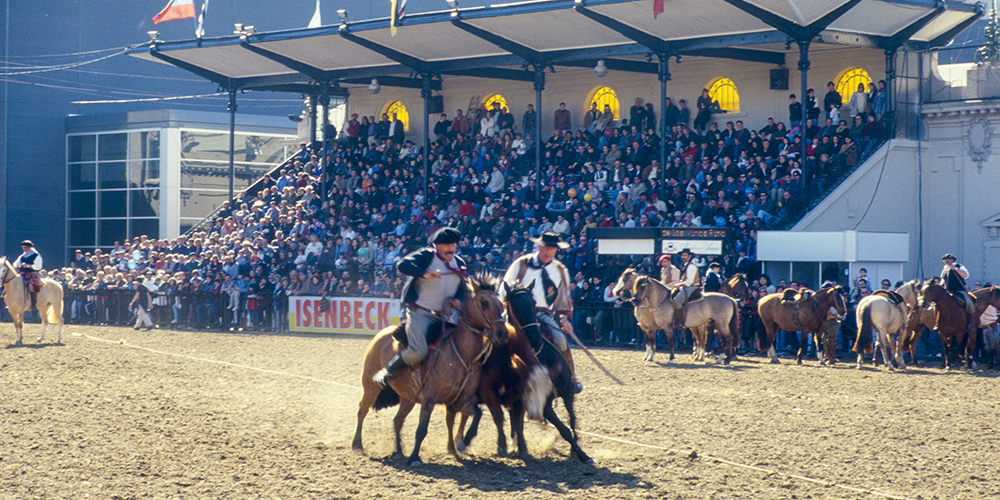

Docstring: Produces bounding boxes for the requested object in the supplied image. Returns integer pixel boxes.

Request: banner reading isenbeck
[288,296,401,335]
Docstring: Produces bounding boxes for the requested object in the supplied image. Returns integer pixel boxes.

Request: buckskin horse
[757,286,846,364]
[454,281,553,460]
[721,273,751,304]
[0,257,64,346]
[855,290,909,371]
[352,274,508,466]
[917,279,974,371]
[669,285,741,364]
[896,280,936,367]
[613,268,677,363]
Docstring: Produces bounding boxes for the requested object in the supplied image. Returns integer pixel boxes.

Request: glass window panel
[130,219,159,240]
[69,163,96,190]
[708,78,741,113]
[99,219,126,247]
[180,131,290,164]
[98,162,127,189]
[70,220,96,248]
[99,190,127,218]
[129,131,160,160]
[180,190,229,218]
[181,160,267,191]
[587,86,621,121]
[98,133,127,161]
[130,189,160,218]
[69,135,96,163]
[129,160,160,189]
[179,221,196,235]
[69,192,96,218]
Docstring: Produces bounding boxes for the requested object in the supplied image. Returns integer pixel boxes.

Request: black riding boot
[30,292,37,312]
[373,354,407,389]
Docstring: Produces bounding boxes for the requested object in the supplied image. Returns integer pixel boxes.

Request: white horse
[0,258,64,345]
[855,292,908,371]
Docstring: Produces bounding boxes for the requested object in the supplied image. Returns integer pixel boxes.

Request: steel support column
[885,48,896,136]
[797,40,810,137]
[227,89,237,204]
[321,86,330,203]
[422,76,432,202]
[658,54,670,201]
[534,67,544,200]
[309,94,318,147]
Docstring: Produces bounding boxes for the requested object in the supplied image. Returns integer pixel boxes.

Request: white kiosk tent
[757,231,908,289]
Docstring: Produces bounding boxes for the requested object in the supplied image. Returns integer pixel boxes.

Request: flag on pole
[653,0,664,19]
[308,0,322,28]
[153,0,196,25]
[390,0,406,36]
[195,0,209,38]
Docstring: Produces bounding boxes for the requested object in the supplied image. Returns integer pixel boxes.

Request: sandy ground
[1,324,998,500]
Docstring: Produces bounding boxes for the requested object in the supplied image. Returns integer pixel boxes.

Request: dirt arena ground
[1,324,998,500]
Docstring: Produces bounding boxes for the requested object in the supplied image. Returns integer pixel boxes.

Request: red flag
[653,0,664,19]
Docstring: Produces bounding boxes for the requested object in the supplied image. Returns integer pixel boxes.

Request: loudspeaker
[770,68,789,90]
[426,95,444,114]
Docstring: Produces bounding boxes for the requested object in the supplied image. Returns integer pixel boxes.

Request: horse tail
[856,302,873,354]
[372,386,400,411]
[729,303,741,349]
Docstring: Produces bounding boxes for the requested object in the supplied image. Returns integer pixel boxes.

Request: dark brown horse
[352,274,508,466]
[757,286,847,364]
[917,280,973,371]
[721,273,751,304]
[454,281,553,460]
[896,280,936,367]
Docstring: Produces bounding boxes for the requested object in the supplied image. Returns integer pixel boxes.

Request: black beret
[430,227,461,245]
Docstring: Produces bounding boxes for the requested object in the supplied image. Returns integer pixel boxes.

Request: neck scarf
[436,252,467,278]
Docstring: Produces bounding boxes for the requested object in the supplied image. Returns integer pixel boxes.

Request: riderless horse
[757,286,847,364]
[454,281,553,461]
[0,257,64,346]
[855,289,909,370]
[353,274,508,466]
[720,273,751,304]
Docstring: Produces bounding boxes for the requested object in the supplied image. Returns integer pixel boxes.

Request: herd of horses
[1,253,996,467]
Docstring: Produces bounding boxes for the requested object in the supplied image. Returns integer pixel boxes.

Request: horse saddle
[781,289,812,304]
[949,291,967,309]
[391,318,456,350]
[872,290,904,305]
[670,286,704,303]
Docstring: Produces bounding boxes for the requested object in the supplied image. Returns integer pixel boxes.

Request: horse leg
[642,326,655,362]
[796,331,807,365]
[393,399,415,458]
[508,402,529,460]
[445,406,458,456]
[52,301,64,343]
[38,304,48,343]
[13,311,23,346]
[457,407,479,453]
[667,328,676,364]
[406,402,434,466]
[352,388,380,453]
[879,330,895,372]
[543,398,593,465]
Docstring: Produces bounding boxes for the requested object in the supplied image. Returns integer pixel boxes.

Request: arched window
[380,101,409,131]
[708,78,740,113]
[835,68,873,105]
[586,86,620,120]
[481,94,509,112]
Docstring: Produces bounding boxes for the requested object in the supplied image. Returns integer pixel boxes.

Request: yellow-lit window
[836,68,873,105]
[482,94,509,112]
[708,78,740,113]
[380,101,409,131]
[586,86,620,120]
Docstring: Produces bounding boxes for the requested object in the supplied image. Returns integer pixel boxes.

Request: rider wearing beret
[373,227,468,389]
[13,240,42,311]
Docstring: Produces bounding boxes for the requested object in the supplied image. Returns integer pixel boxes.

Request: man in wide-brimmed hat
[373,227,468,389]
[503,230,582,393]
[941,252,976,333]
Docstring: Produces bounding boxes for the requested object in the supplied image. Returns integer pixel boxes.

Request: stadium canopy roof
[127,0,983,93]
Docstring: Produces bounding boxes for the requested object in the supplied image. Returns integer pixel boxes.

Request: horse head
[502,280,538,340]
[727,273,751,303]
[828,286,847,319]
[613,268,637,301]
[917,279,944,308]
[465,273,508,346]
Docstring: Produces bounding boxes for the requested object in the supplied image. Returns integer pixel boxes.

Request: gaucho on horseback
[373,227,467,389]
[13,240,42,311]
[941,253,977,334]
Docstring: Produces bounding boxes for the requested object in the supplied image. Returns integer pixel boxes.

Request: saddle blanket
[21,272,41,293]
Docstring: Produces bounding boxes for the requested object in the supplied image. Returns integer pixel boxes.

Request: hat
[679,248,693,255]
[20,240,33,247]
[658,254,671,265]
[429,227,461,245]
[709,262,721,268]
[942,253,957,261]
[530,231,571,249]
[650,193,658,199]
[351,113,358,118]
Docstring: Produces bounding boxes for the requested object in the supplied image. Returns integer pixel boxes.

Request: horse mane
[472,272,500,293]
[505,279,532,296]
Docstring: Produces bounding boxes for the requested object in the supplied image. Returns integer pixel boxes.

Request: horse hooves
[666,359,674,364]
[408,458,423,467]
[13,339,22,347]
[457,439,468,453]
[769,358,781,364]
[496,446,507,457]
[796,359,803,365]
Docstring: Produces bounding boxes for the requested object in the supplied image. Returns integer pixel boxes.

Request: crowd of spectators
[41,82,889,334]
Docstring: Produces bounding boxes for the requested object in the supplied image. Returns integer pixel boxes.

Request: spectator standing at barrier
[130,276,153,331]
[554,102,571,132]
[704,262,723,293]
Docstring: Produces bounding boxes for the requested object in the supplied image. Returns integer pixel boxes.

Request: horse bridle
[504,288,539,333]
[0,258,15,285]
[461,284,507,345]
